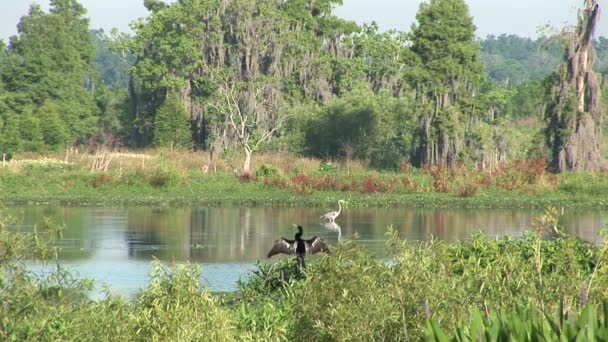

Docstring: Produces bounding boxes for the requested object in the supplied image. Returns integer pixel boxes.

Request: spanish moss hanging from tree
[545,0,606,172]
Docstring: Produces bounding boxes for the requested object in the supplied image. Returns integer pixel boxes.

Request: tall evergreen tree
[38,100,69,149]
[18,113,44,152]
[0,0,99,144]
[0,115,22,158]
[152,94,192,148]
[408,0,484,166]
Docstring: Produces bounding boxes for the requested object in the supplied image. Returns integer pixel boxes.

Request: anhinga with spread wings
[320,200,345,222]
[267,224,329,268]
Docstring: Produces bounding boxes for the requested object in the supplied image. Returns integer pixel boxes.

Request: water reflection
[7,205,608,295]
[320,221,342,242]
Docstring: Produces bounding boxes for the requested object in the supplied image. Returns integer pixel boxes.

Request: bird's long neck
[337,201,342,214]
[295,226,303,241]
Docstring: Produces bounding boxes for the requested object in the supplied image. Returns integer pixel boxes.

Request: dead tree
[546,0,606,172]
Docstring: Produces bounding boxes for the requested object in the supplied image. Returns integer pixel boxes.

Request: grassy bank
[0,151,607,208]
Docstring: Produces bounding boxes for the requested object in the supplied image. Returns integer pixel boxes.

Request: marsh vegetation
[2,209,608,340]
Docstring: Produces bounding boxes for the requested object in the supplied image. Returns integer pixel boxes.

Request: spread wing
[267,238,295,258]
[304,236,329,255]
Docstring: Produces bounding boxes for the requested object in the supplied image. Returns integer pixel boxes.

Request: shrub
[319,161,337,174]
[145,164,188,187]
[134,262,235,341]
[255,164,281,179]
[152,94,192,148]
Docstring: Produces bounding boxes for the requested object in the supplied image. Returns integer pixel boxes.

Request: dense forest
[0,0,606,173]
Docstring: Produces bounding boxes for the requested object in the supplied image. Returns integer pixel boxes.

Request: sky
[1,0,607,42]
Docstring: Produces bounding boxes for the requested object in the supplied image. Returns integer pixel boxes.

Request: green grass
[0,166,607,208]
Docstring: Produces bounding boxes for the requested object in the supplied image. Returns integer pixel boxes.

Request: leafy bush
[134,262,234,341]
[255,163,281,179]
[145,163,189,188]
[319,161,337,174]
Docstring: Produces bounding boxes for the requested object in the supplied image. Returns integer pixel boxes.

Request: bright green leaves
[152,93,192,148]
[410,0,483,93]
[0,0,99,150]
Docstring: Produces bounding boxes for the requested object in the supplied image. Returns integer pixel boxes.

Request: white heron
[320,200,345,222]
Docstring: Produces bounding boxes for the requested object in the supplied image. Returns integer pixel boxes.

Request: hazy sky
[1,0,607,42]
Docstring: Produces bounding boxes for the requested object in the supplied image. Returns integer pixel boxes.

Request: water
[6,205,608,297]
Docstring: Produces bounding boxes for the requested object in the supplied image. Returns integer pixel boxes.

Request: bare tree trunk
[547,0,605,172]
[243,147,252,175]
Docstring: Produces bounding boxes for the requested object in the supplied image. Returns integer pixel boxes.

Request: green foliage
[18,112,45,152]
[302,89,416,169]
[426,303,608,341]
[2,209,608,340]
[38,100,68,149]
[408,0,484,166]
[91,29,134,88]
[255,163,281,179]
[319,160,338,174]
[480,34,562,84]
[134,262,234,341]
[0,0,99,147]
[234,259,304,340]
[152,94,192,148]
[0,114,21,158]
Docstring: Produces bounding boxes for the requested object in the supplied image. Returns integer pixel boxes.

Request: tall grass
[1,150,608,208]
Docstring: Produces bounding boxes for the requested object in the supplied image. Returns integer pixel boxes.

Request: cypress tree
[19,112,45,152]
[0,114,22,158]
[39,100,68,149]
[152,94,192,148]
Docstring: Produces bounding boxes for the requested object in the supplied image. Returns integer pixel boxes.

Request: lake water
[6,205,608,298]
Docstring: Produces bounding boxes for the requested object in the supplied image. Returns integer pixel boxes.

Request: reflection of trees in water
[125,207,191,260]
[5,206,608,265]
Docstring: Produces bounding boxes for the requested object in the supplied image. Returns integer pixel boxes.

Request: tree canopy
[0,0,606,171]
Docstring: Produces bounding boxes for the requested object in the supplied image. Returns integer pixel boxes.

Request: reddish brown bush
[341,180,359,192]
[312,175,341,191]
[92,174,115,188]
[290,174,313,194]
[239,172,257,183]
[401,176,418,192]
[362,176,379,193]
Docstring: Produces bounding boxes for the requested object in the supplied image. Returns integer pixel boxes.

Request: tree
[92,29,134,88]
[152,94,192,148]
[545,0,605,171]
[38,100,68,149]
[0,115,21,158]
[408,0,484,166]
[211,78,290,174]
[0,0,99,142]
[302,88,416,170]
[18,112,44,152]
[128,0,349,150]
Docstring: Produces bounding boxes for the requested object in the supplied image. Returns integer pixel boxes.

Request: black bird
[267,224,329,268]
